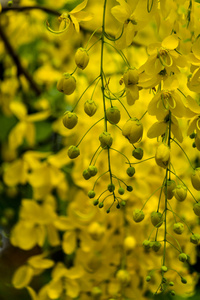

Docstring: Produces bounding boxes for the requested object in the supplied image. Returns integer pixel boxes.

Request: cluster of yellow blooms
[1,0,200,299]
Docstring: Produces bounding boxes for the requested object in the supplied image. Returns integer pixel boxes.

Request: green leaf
[0,114,17,141]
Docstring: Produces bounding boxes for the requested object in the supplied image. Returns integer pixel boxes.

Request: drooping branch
[1,5,60,16]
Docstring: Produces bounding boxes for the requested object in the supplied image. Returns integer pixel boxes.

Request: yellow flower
[46,0,93,34]
[186,96,200,138]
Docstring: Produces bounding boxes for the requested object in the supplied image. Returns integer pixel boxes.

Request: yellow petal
[46,224,60,247]
[126,85,139,105]
[111,1,131,23]
[65,279,80,298]
[28,254,55,269]
[65,265,84,279]
[47,279,63,299]
[10,101,27,120]
[62,231,76,254]
[73,11,93,22]
[147,122,166,138]
[9,121,27,150]
[70,15,80,32]
[12,265,34,289]
[25,122,35,146]
[26,286,39,300]
[70,0,88,14]
[3,159,28,186]
[161,35,179,50]
[11,222,38,250]
[192,37,200,60]
[54,216,75,231]
[26,111,50,122]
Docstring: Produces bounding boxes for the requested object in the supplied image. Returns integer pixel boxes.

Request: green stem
[76,118,104,147]
[141,185,164,210]
[110,147,131,165]
[104,41,130,67]
[171,138,194,169]
[85,26,102,49]
[129,156,154,165]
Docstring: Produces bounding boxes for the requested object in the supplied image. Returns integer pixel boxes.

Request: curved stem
[76,118,104,147]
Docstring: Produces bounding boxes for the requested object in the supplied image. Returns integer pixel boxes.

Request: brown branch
[0,26,42,96]
[1,5,60,16]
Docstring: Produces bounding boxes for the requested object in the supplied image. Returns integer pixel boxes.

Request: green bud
[190,133,196,139]
[192,142,196,148]
[75,48,89,70]
[151,212,163,227]
[8,1,13,6]
[57,73,76,95]
[152,241,162,252]
[68,145,80,159]
[190,234,200,244]
[93,199,99,206]
[82,169,91,180]
[166,179,176,200]
[106,106,121,124]
[170,291,176,296]
[132,147,143,160]
[173,185,187,202]
[106,209,110,213]
[143,240,151,250]
[173,222,184,235]
[127,185,133,192]
[161,266,168,272]
[146,276,151,282]
[122,118,143,144]
[116,203,120,209]
[63,111,78,129]
[133,209,145,222]
[118,187,125,195]
[179,253,188,262]
[84,100,97,117]
[181,277,187,284]
[88,190,95,198]
[121,200,126,206]
[99,131,113,148]
[162,277,167,283]
[108,183,115,192]
[99,202,104,208]
[87,165,98,177]
[193,202,200,216]
[126,166,135,177]
[169,282,174,286]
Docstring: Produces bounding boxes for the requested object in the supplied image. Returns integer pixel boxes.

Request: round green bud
[162,277,167,284]
[87,165,98,177]
[169,282,174,286]
[106,106,121,124]
[8,1,13,6]
[57,73,76,95]
[143,240,151,250]
[118,187,125,195]
[170,291,176,296]
[122,118,143,144]
[91,286,102,298]
[88,190,95,198]
[181,277,187,284]
[99,202,104,208]
[192,142,196,148]
[151,212,163,228]
[75,48,89,70]
[190,133,196,139]
[108,183,115,192]
[127,185,133,192]
[152,241,162,252]
[116,269,130,286]
[179,253,188,262]
[116,203,120,209]
[84,99,97,117]
[190,234,200,244]
[99,131,113,148]
[191,168,200,191]
[93,199,99,206]
[133,209,145,223]
[132,147,144,160]
[173,185,187,202]
[146,276,151,282]
[193,202,200,216]
[121,200,126,206]
[63,111,78,129]
[173,222,184,235]
[126,166,135,177]
[166,179,176,200]
[68,145,80,159]
[82,169,91,180]
[161,266,168,272]
[106,209,110,213]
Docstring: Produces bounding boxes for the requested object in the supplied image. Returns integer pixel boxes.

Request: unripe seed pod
[173,185,187,202]
[181,277,187,284]
[190,234,200,244]
[132,147,143,160]
[124,236,136,253]
[122,118,143,144]
[151,212,163,227]
[87,166,98,177]
[116,269,130,286]
[155,143,170,169]
[193,202,200,216]
[68,145,80,159]
[126,166,135,177]
[82,169,91,180]
[99,131,113,148]
[84,100,97,116]
[146,276,151,282]
[75,48,89,70]
[63,111,78,129]
[118,187,125,195]
[143,240,151,250]
[106,106,121,124]
[161,266,168,272]
[88,190,96,198]
[152,241,162,252]
[179,253,188,262]
[191,168,200,190]
[57,73,76,95]
[108,183,115,192]
[166,180,176,199]
[133,209,145,222]
[127,185,133,192]
[123,68,139,87]
[173,222,184,235]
